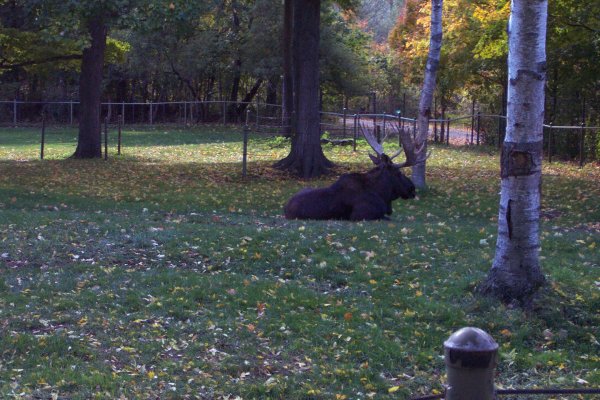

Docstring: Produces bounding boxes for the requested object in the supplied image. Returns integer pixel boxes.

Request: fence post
[397,112,402,147]
[372,91,377,133]
[412,118,417,141]
[444,327,498,400]
[402,93,406,123]
[242,125,249,178]
[353,114,358,151]
[434,97,438,142]
[446,118,450,145]
[476,111,481,146]
[40,112,46,160]
[242,109,251,177]
[342,107,347,138]
[579,122,585,168]
[122,101,125,124]
[382,112,387,142]
[223,101,227,125]
[70,101,74,125]
[548,122,553,163]
[13,99,17,126]
[104,117,108,161]
[255,97,259,127]
[117,114,122,155]
[471,100,475,144]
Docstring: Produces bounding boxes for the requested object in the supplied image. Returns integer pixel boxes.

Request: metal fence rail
[2,100,597,164]
[411,387,600,399]
[409,328,600,400]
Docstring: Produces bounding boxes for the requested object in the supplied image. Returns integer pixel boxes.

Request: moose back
[284,154,416,221]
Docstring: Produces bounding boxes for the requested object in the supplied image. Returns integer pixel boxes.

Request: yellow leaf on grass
[388,385,401,393]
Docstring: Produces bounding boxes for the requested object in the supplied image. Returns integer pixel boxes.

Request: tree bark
[228,0,242,120]
[412,0,443,189]
[480,0,548,306]
[73,17,107,159]
[266,76,279,114]
[274,0,333,178]
[281,0,294,136]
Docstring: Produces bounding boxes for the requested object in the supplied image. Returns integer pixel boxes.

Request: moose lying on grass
[285,126,427,221]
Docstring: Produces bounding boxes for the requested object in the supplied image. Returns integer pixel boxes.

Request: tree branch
[167,56,199,100]
[0,54,82,70]
[549,13,600,33]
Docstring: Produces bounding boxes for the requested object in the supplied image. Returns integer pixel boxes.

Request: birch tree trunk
[480,0,548,305]
[412,0,443,189]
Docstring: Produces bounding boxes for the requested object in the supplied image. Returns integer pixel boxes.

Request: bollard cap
[444,327,498,352]
[444,327,498,369]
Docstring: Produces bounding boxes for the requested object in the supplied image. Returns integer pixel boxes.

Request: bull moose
[284,126,426,221]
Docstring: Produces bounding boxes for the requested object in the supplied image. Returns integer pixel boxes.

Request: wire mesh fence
[1,100,597,164]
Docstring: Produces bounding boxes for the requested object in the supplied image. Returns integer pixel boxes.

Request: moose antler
[360,123,403,160]
[393,125,431,168]
[360,122,430,167]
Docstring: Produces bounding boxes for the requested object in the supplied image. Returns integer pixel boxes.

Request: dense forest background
[1,0,598,157]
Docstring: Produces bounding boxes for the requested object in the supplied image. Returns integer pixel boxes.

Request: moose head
[284,123,428,221]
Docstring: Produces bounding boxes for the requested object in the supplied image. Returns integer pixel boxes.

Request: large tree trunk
[73,18,107,158]
[281,0,294,136]
[480,0,548,306]
[274,0,333,178]
[412,0,443,189]
[227,0,242,120]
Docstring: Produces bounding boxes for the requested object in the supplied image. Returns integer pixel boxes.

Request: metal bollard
[444,327,498,400]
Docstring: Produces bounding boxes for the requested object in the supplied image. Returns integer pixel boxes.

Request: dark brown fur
[284,155,415,221]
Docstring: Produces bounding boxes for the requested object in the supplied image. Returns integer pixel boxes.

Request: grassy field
[0,125,598,399]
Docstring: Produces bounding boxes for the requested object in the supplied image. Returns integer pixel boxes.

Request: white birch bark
[412,0,443,189]
[481,0,548,305]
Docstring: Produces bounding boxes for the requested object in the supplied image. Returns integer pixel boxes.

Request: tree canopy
[0,0,597,151]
